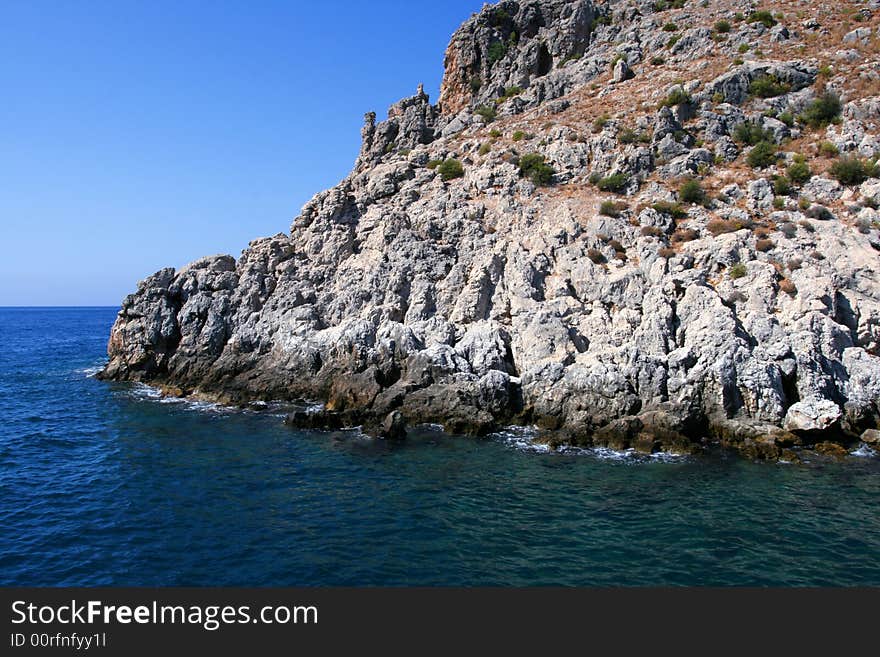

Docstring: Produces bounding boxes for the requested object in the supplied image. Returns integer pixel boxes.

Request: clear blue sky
[0,0,484,306]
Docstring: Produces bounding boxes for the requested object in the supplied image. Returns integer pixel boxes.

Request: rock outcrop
[101,0,880,458]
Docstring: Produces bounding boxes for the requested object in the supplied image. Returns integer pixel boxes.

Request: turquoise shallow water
[1,307,879,586]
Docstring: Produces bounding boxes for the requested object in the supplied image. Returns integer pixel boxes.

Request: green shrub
[651,201,688,218]
[733,121,772,145]
[475,105,497,123]
[734,12,745,22]
[651,56,665,66]
[436,158,464,181]
[512,130,526,142]
[679,179,707,204]
[786,159,811,184]
[777,111,794,127]
[748,75,791,98]
[596,173,630,193]
[714,20,732,33]
[818,141,839,157]
[478,143,492,155]
[729,263,747,279]
[738,43,750,54]
[488,41,507,64]
[667,35,681,48]
[800,92,842,129]
[747,141,778,169]
[659,88,691,108]
[519,153,556,185]
[663,22,678,31]
[829,157,877,185]
[498,85,523,101]
[600,200,625,217]
[469,77,482,93]
[593,114,611,132]
[748,10,776,27]
[772,175,792,196]
[618,128,649,144]
[773,196,785,209]
[426,159,442,170]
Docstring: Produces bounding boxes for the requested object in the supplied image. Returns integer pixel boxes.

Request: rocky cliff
[100,0,880,459]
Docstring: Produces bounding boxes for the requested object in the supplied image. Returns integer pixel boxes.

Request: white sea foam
[850,444,878,459]
[76,362,106,377]
[492,426,550,453]
[494,427,691,463]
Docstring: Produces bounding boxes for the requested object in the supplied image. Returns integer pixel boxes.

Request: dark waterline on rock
[1,307,879,586]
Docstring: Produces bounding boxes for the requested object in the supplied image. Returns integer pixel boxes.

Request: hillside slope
[100,0,880,459]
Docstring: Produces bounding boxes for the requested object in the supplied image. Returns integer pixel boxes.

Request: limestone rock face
[101,0,880,456]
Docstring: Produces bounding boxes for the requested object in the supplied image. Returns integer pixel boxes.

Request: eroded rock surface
[101,0,880,458]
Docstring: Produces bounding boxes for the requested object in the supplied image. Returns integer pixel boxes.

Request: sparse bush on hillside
[779,222,797,238]
[829,157,878,186]
[671,228,699,243]
[747,141,778,169]
[587,248,607,264]
[800,92,842,129]
[593,114,611,132]
[641,225,665,238]
[651,201,688,218]
[748,10,777,28]
[596,173,630,193]
[733,121,772,145]
[658,246,676,259]
[519,153,555,185]
[488,41,507,64]
[707,218,748,236]
[772,175,792,196]
[748,75,790,98]
[663,22,678,31]
[679,179,707,205]
[755,238,776,252]
[658,88,691,108]
[475,105,497,123]
[714,20,731,33]
[818,141,839,157]
[437,158,464,181]
[787,159,812,184]
[512,130,526,142]
[729,263,747,279]
[600,200,627,217]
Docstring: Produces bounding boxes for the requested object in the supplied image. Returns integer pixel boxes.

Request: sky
[0,0,485,306]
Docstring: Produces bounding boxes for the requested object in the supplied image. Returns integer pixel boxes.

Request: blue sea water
[1,307,879,586]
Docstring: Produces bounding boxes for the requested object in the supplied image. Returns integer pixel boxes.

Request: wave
[850,444,879,459]
[493,426,691,463]
[75,361,107,377]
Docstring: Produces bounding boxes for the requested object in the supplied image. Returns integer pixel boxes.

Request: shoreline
[99,371,880,464]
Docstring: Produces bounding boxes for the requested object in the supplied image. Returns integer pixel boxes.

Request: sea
[1,306,878,586]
